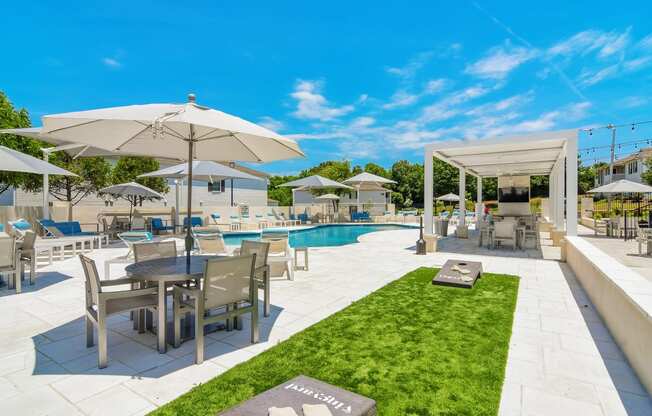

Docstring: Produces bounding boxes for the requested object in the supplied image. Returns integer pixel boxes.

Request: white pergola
[423,129,578,236]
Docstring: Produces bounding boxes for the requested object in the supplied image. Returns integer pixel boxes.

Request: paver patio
[0,228,650,415]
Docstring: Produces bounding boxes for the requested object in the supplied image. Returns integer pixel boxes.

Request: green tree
[112,157,169,194]
[577,159,597,195]
[48,153,112,206]
[641,158,652,187]
[0,91,44,194]
[363,162,390,179]
[390,160,423,208]
[267,174,298,206]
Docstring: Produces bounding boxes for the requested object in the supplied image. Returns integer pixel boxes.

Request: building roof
[425,129,577,177]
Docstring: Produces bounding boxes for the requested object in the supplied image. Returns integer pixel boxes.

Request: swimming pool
[223,224,417,248]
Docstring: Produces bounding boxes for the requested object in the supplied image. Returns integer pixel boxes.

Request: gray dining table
[125,255,223,353]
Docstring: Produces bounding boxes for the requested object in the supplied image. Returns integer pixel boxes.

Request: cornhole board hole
[432,259,482,289]
[219,375,376,416]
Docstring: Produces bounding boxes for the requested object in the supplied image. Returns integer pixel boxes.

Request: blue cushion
[0,224,4,232]
[11,218,32,230]
[183,217,203,228]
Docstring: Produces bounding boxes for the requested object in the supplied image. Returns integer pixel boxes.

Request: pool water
[223,224,417,248]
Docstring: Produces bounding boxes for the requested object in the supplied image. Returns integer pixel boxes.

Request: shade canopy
[138,160,262,182]
[588,179,652,194]
[343,172,396,185]
[99,182,164,199]
[39,94,304,261]
[40,101,304,162]
[280,175,352,189]
[436,193,460,202]
[315,193,340,200]
[0,145,76,176]
[0,127,141,158]
[427,129,576,177]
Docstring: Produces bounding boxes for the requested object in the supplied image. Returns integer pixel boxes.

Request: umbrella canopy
[315,193,340,200]
[40,99,304,162]
[280,175,352,189]
[588,179,652,194]
[138,160,261,182]
[0,145,76,176]
[39,94,304,260]
[343,172,396,185]
[436,193,460,202]
[99,182,164,199]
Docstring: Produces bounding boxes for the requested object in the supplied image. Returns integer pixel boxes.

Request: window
[627,161,638,174]
[208,179,226,193]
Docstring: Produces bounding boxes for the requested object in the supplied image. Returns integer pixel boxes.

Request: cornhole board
[219,375,376,415]
[432,259,482,289]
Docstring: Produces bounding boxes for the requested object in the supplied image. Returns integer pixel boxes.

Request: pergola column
[476,176,483,218]
[566,133,578,236]
[459,167,466,227]
[554,158,565,230]
[424,148,434,234]
[42,151,50,220]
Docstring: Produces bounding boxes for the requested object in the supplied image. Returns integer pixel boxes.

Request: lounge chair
[80,254,158,368]
[117,231,154,256]
[38,219,108,248]
[173,255,259,364]
[150,218,174,235]
[192,230,228,255]
[263,233,294,281]
[8,218,32,236]
[183,217,203,230]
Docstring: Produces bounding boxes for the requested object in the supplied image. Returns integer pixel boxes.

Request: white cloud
[623,56,652,71]
[424,78,447,94]
[258,116,284,132]
[465,91,533,117]
[618,96,648,108]
[639,34,652,50]
[577,64,619,87]
[547,29,631,59]
[290,80,354,121]
[383,90,419,109]
[386,51,434,80]
[102,57,121,68]
[418,85,492,124]
[465,41,536,79]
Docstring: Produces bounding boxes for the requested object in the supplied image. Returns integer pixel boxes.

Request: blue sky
[2,1,652,174]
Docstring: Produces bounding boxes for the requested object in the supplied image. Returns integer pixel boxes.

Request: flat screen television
[498,187,529,203]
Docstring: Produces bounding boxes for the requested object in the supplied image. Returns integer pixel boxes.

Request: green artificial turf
[152,267,519,416]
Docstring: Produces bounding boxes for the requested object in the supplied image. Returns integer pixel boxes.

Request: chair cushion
[11,219,32,230]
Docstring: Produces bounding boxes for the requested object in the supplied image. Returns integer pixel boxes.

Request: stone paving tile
[0,229,650,415]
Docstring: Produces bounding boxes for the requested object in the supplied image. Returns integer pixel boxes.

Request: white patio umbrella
[39,94,304,260]
[0,145,77,176]
[280,175,352,209]
[1,127,181,219]
[587,179,652,194]
[98,182,165,224]
[343,172,396,212]
[138,160,263,230]
[315,193,340,217]
[436,193,460,201]
[436,193,460,215]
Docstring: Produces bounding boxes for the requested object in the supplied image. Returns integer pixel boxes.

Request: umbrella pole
[185,128,195,265]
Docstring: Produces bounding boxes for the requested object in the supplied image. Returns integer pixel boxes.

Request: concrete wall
[565,236,652,395]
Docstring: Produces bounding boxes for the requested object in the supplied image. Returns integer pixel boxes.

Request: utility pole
[608,124,616,214]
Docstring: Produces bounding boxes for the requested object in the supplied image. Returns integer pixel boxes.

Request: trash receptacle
[435,219,449,237]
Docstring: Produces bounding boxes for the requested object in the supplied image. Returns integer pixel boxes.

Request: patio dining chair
[0,237,20,293]
[79,254,158,368]
[19,230,38,286]
[133,240,178,263]
[234,240,271,316]
[172,254,259,364]
[492,220,517,250]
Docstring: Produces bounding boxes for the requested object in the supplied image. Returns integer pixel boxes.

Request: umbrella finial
[188,93,196,103]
